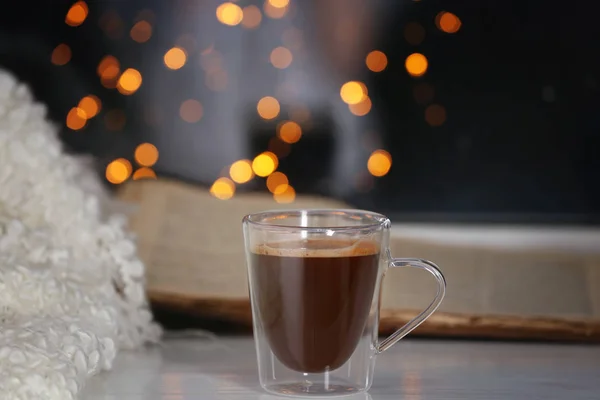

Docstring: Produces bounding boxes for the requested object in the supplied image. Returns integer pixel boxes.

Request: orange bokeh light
[180,99,203,123]
[210,177,236,200]
[78,95,101,118]
[106,158,132,184]
[405,53,428,77]
[277,121,302,144]
[65,1,88,27]
[216,2,244,26]
[133,167,157,180]
[241,5,262,29]
[66,107,87,130]
[51,44,71,66]
[436,12,461,34]
[130,20,152,43]
[273,185,295,203]
[257,96,280,120]
[367,150,392,177]
[340,81,366,105]
[349,96,372,116]
[134,143,159,167]
[229,160,254,184]
[270,47,293,69]
[117,68,142,95]
[266,171,289,194]
[366,50,388,72]
[164,47,187,70]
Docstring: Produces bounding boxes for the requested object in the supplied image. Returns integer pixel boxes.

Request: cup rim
[243,209,389,231]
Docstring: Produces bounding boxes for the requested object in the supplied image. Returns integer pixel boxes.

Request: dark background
[1,0,598,224]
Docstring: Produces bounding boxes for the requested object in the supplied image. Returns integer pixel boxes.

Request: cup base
[263,381,366,398]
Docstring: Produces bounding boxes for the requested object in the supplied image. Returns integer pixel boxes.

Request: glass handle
[377,257,446,353]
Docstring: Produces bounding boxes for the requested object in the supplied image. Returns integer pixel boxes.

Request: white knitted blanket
[0,71,161,399]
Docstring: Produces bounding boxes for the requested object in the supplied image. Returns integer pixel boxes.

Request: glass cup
[243,209,446,397]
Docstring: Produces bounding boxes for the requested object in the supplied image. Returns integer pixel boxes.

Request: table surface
[83,335,600,400]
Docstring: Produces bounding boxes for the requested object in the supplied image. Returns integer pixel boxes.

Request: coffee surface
[250,239,380,373]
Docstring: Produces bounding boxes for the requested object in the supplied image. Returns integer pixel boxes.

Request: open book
[118,179,600,342]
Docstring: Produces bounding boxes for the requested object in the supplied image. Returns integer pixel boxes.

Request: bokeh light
[366,50,388,72]
[66,107,87,130]
[241,5,262,29]
[436,12,461,34]
[210,177,236,200]
[425,104,447,126]
[135,143,159,167]
[367,150,392,177]
[133,167,157,180]
[229,160,254,184]
[405,22,425,45]
[65,1,88,27]
[216,2,244,26]
[349,96,372,116]
[274,185,295,203]
[277,121,302,144]
[180,99,204,123]
[164,47,187,70]
[268,0,289,7]
[266,171,289,194]
[130,20,152,43]
[51,44,71,66]
[252,152,278,177]
[117,68,142,95]
[405,53,428,77]
[104,109,126,131]
[340,81,366,105]
[257,96,280,120]
[78,95,101,118]
[270,47,293,69]
[97,55,120,78]
[106,158,132,184]
[264,0,288,19]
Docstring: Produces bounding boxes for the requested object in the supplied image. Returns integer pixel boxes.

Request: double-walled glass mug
[243,210,446,397]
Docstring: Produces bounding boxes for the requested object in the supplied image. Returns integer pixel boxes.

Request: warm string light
[405,53,428,77]
[241,5,262,29]
[106,159,132,184]
[349,96,372,116]
[65,1,88,27]
[134,143,159,167]
[51,44,71,66]
[216,2,244,26]
[436,12,461,33]
[130,20,152,43]
[365,50,387,72]
[264,0,288,19]
[164,47,187,70]
[117,68,142,95]
[229,160,254,184]
[210,177,236,200]
[266,172,288,194]
[133,167,157,180]
[270,47,293,69]
[367,150,392,177]
[277,121,302,144]
[78,95,101,118]
[340,81,367,105]
[252,152,278,177]
[257,96,280,120]
[66,108,87,131]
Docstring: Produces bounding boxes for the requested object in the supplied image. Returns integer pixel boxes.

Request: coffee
[249,239,380,373]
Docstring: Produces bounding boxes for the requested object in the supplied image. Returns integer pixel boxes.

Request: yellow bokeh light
[180,99,203,123]
[229,160,254,184]
[366,50,388,73]
[349,96,372,116]
[78,95,101,118]
[277,121,302,144]
[51,44,71,66]
[130,20,152,43]
[425,104,447,126]
[274,185,295,203]
[117,68,142,95]
[210,177,236,200]
[405,53,428,77]
[270,46,293,69]
[241,5,262,29]
[252,152,277,177]
[66,1,88,27]
[266,171,289,194]
[104,109,126,131]
[367,150,392,177]
[340,81,366,105]
[106,158,132,184]
[436,12,461,34]
[164,47,187,70]
[66,107,87,130]
[134,143,159,167]
[133,167,157,180]
[216,2,244,26]
[264,0,288,19]
[268,0,289,8]
[257,96,280,120]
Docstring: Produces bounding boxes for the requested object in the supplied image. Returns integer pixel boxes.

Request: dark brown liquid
[250,239,380,373]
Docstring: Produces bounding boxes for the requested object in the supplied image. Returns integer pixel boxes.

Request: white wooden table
[83,336,600,400]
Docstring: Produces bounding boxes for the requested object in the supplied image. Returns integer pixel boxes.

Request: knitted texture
[0,71,161,399]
